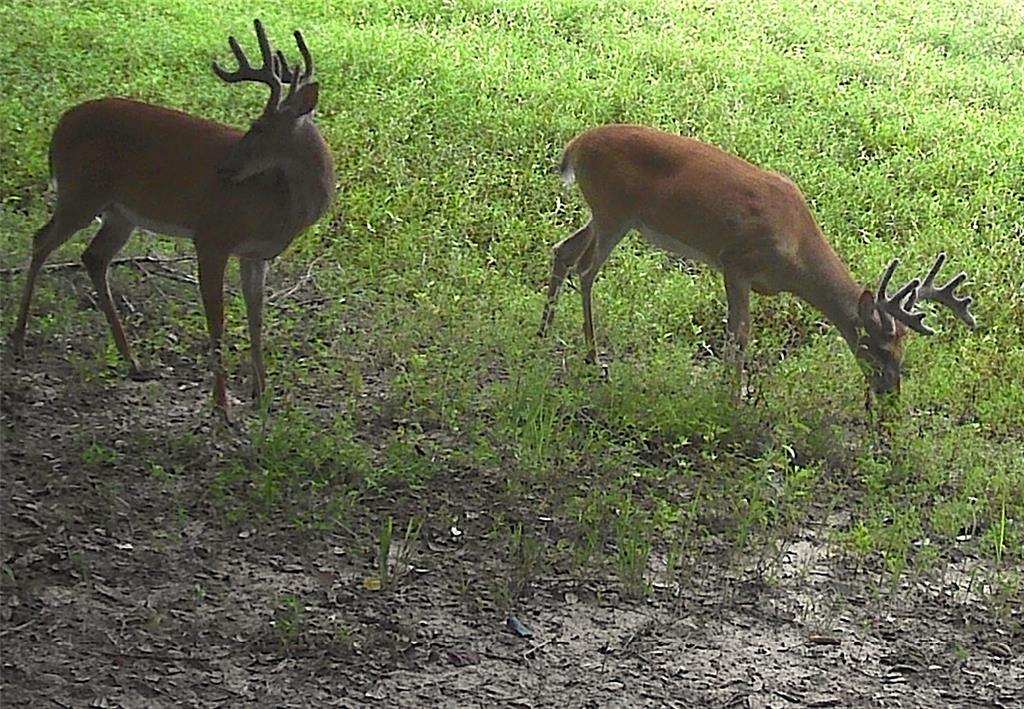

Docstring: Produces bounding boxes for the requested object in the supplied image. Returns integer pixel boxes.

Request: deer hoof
[128,367,160,382]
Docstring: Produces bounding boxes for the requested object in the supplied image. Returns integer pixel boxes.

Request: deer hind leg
[81,209,146,377]
[240,257,269,401]
[10,206,96,356]
[196,245,230,417]
[538,221,594,338]
[576,219,630,366]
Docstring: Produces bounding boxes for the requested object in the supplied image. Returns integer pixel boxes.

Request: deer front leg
[197,246,230,416]
[723,269,752,399]
[576,220,628,368]
[240,257,269,401]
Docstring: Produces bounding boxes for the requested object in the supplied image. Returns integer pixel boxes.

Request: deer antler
[212,19,283,114]
[276,30,316,109]
[910,252,976,328]
[277,31,314,84]
[871,258,931,335]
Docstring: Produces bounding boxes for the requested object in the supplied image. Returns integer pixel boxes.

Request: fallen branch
[269,252,328,302]
[0,254,193,277]
[0,251,334,295]
[522,636,557,659]
[0,617,38,638]
[133,258,198,286]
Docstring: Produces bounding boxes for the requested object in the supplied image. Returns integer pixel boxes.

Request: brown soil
[1,269,1022,709]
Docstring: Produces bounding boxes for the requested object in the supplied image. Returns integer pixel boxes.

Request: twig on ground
[132,258,198,286]
[523,636,556,659]
[98,650,213,667]
[145,277,194,306]
[269,252,328,302]
[0,618,39,638]
[0,253,194,277]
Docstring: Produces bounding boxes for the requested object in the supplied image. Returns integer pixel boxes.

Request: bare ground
[1,266,1022,708]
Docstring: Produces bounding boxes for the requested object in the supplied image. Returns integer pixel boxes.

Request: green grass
[2,0,1022,600]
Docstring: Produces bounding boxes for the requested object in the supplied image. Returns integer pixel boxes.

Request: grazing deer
[538,124,975,397]
[10,19,335,417]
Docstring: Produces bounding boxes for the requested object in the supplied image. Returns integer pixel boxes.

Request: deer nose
[877,373,901,396]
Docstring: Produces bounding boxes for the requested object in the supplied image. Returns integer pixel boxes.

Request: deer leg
[538,221,593,337]
[197,246,230,416]
[81,210,147,377]
[10,211,93,356]
[723,269,752,398]
[577,221,629,366]
[724,270,752,352]
[240,257,269,401]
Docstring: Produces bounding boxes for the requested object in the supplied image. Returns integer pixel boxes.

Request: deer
[9,19,335,418]
[538,124,975,399]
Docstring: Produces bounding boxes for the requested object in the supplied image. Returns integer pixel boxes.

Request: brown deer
[10,19,335,417]
[539,124,975,397]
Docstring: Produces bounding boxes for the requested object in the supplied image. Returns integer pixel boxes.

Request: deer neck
[280,121,334,232]
[796,246,864,352]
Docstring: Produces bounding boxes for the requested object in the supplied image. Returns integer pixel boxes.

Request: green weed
[1,0,1021,608]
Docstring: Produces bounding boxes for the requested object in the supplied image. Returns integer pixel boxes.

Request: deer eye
[856,342,883,367]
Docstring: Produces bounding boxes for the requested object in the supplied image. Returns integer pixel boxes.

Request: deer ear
[289,82,319,116]
[857,289,876,329]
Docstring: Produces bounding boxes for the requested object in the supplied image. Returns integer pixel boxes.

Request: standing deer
[10,19,335,417]
[538,124,975,397]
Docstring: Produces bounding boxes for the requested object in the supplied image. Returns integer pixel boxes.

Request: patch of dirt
[1,271,1022,708]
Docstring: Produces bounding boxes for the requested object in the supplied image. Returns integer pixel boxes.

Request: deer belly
[115,205,195,239]
[636,225,719,269]
[233,238,288,260]
[751,282,781,295]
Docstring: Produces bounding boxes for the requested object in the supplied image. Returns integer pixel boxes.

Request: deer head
[855,252,975,395]
[212,19,321,184]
